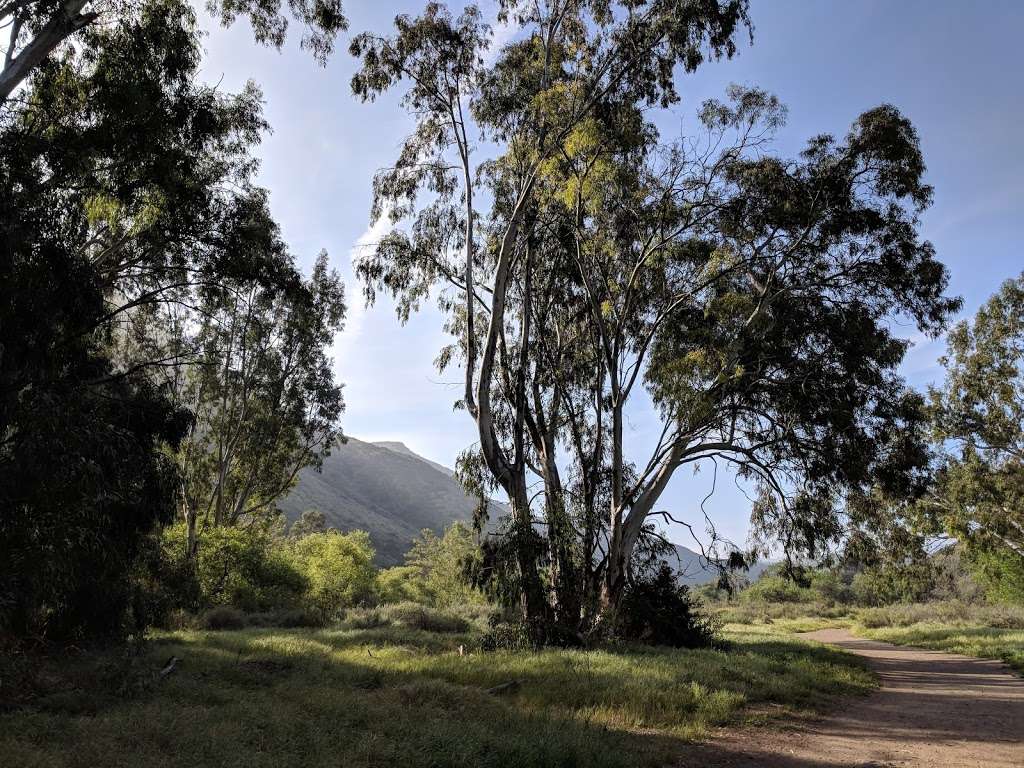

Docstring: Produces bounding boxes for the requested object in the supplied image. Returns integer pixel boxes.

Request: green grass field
[712,599,1024,674]
[856,624,1024,673]
[0,623,874,768]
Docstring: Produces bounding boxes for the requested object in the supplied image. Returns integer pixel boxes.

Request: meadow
[1,613,874,768]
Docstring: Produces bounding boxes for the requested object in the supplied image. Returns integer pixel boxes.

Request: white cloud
[331,212,394,372]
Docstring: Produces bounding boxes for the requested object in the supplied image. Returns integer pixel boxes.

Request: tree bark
[0,1,95,105]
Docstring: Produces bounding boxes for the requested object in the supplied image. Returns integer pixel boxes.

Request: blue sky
[199,0,1023,549]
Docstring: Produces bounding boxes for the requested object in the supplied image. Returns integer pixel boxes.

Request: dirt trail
[677,628,1024,767]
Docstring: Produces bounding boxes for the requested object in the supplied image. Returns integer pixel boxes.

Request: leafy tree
[290,529,376,621]
[290,508,329,538]
[0,0,344,639]
[352,0,754,637]
[926,273,1024,600]
[161,521,306,611]
[376,565,430,604]
[352,2,957,640]
[404,523,485,608]
[169,247,345,557]
[0,0,346,105]
[0,0,251,640]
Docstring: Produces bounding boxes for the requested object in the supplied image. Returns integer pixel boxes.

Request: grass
[0,622,874,768]
[713,597,1024,674]
[858,624,1024,672]
[851,601,1024,674]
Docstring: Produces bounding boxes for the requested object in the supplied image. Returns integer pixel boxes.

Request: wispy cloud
[332,212,394,371]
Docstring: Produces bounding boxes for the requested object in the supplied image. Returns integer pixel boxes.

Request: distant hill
[666,544,772,586]
[278,437,763,581]
[277,438,479,566]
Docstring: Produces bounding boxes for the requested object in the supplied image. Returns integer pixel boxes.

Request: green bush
[160,523,306,613]
[615,565,719,648]
[199,606,247,631]
[376,565,430,604]
[402,523,487,608]
[290,530,376,622]
[741,575,810,604]
[809,569,851,605]
[382,602,471,633]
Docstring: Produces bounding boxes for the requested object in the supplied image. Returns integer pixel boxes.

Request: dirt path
[677,628,1024,767]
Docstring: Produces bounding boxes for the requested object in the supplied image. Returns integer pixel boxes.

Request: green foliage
[375,566,430,604]
[199,606,248,631]
[849,562,932,607]
[964,547,1024,604]
[926,273,1024,602]
[742,575,811,604]
[290,509,328,538]
[402,523,486,609]
[809,569,852,605]
[161,523,306,613]
[290,530,376,622]
[615,565,719,648]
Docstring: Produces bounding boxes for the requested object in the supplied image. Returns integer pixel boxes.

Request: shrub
[742,575,809,604]
[342,607,389,629]
[160,523,306,613]
[810,569,851,605]
[382,602,470,633]
[615,565,718,648]
[199,606,246,631]
[402,523,487,608]
[480,621,533,651]
[376,566,430,604]
[290,530,376,622]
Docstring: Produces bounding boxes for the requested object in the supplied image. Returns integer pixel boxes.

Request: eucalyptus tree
[172,249,345,558]
[549,88,959,608]
[0,0,346,105]
[0,0,348,638]
[925,274,1024,594]
[0,0,274,638]
[352,0,753,632]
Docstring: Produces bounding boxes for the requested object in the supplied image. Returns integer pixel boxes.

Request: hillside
[277,438,479,566]
[278,437,749,582]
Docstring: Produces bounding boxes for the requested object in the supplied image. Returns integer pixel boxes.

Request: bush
[810,569,851,605]
[199,606,247,631]
[376,566,430,604]
[480,620,534,651]
[160,524,306,613]
[402,524,487,609]
[858,600,1024,630]
[742,575,810,604]
[290,530,376,622]
[382,602,471,634]
[615,565,718,648]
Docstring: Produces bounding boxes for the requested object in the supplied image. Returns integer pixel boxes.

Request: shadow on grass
[0,626,876,768]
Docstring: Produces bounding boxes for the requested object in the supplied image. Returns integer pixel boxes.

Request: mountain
[277,438,479,566]
[666,544,772,586]
[278,437,761,582]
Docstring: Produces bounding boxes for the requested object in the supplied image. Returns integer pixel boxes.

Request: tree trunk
[0,1,94,105]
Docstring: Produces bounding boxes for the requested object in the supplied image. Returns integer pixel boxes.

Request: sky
[197,0,1024,550]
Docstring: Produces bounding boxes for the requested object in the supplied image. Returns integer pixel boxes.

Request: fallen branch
[485,679,521,695]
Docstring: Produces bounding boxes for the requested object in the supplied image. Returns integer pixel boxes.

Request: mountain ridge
[278,437,757,582]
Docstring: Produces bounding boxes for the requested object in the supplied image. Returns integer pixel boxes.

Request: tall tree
[0,0,347,105]
[0,0,345,638]
[925,274,1024,595]
[352,0,753,635]
[172,249,345,558]
[352,1,957,637]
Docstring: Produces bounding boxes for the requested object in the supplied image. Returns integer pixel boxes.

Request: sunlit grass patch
[0,624,873,768]
[857,624,1024,673]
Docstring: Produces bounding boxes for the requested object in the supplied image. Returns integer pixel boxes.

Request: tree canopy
[351,0,959,639]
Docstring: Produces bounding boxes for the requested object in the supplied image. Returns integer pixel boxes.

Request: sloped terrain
[277,438,479,565]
